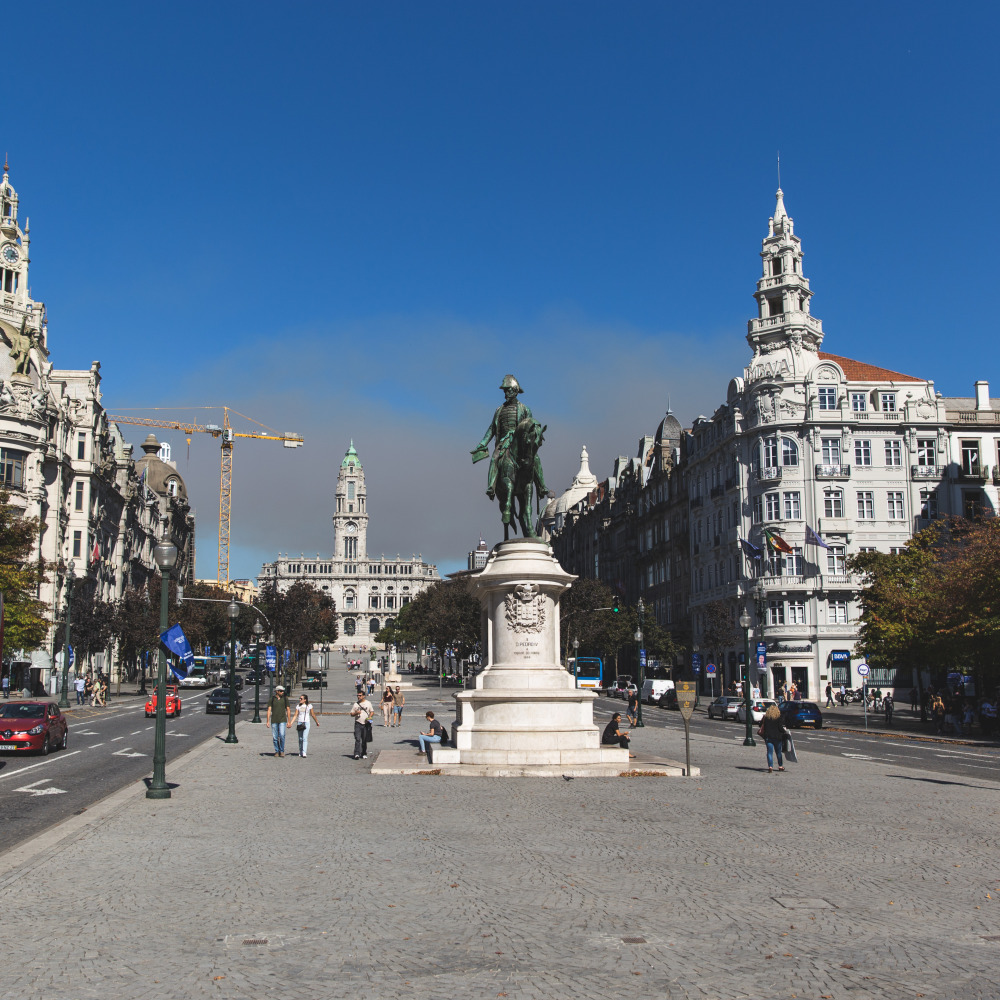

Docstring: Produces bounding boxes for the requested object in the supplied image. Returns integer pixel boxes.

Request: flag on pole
[160,623,195,680]
[739,537,762,560]
[805,524,830,549]
[763,527,794,554]
[90,537,100,565]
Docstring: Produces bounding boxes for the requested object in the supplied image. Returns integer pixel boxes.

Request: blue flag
[739,537,762,560]
[160,623,195,680]
[805,524,830,549]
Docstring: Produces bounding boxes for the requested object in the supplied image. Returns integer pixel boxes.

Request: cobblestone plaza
[1,668,997,1000]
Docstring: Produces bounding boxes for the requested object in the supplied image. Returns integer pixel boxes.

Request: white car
[736,698,778,724]
[641,679,675,704]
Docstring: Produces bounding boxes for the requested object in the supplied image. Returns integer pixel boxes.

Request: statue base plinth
[447,539,629,774]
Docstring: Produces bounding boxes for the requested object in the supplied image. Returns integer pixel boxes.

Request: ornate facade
[258,442,440,641]
[0,162,194,687]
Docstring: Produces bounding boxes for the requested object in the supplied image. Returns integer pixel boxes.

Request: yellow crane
[106,406,303,584]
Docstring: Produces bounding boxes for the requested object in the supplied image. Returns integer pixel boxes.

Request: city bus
[179,655,225,688]
[572,656,604,690]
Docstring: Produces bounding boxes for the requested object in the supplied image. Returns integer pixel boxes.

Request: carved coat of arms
[504,583,546,634]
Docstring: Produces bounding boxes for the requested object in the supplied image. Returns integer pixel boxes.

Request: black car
[657,688,678,710]
[206,687,243,714]
[780,700,823,729]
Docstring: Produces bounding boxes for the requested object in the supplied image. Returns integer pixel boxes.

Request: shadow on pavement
[885,773,996,789]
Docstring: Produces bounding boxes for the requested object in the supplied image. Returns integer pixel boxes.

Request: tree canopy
[380,579,480,660]
[850,518,1000,686]
[0,491,49,653]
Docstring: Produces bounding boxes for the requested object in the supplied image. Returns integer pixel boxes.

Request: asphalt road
[0,688,237,854]
[595,693,1000,782]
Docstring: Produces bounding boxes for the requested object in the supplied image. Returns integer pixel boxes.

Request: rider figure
[471,374,548,501]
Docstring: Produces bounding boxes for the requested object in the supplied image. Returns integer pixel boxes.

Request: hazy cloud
[115,311,747,580]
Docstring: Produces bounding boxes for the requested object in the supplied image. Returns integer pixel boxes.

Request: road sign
[857,663,870,677]
[694,665,701,674]
[692,652,702,669]
[677,681,696,720]
[706,662,716,677]
[676,681,696,778]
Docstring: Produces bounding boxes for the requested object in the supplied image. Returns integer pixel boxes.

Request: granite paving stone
[0,670,998,999]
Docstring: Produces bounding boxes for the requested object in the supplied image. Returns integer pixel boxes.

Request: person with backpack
[417,711,447,756]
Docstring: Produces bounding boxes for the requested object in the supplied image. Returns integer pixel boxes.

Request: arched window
[781,438,798,467]
[385,617,395,628]
[166,478,178,497]
[343,618,356,636]
[369,618,380,634]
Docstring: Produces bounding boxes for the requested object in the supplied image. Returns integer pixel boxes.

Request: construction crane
[106,406,303,584]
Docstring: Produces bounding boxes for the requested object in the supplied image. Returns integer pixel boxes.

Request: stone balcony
[755,467,782,484]
[815,464,851,479]
[911,465,944,480]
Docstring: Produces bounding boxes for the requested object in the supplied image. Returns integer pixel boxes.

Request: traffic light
[612,602,620,613]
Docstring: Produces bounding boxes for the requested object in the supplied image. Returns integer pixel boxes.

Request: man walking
[74,674,86,705]
[825,682,834,708]
[350,689,374,759]
[266,684,291,757]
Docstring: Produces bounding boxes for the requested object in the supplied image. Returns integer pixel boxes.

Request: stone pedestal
[433,538,629,772]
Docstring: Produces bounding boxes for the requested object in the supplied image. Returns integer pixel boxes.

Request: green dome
[341,440,362,469]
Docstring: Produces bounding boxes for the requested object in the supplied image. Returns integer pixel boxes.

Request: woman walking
[380,686,394,727]
[758,704,788,773]
[292,694,320,757]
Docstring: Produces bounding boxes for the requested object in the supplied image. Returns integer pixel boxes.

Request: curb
[0,721,246,885]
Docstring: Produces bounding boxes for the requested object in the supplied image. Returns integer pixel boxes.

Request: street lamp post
[147,538,178,799]
[739,609,756,747]
[225,600,240,744]
[634,597,645,728]
[58,560,75,708]
[251,620,264,723]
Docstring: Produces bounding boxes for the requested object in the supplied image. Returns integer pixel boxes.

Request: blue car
[780,700,823,729]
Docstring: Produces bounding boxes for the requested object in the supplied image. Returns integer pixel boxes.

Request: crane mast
[106,407,303,585]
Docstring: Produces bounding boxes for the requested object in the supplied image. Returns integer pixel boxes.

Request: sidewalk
[1,668,998,999]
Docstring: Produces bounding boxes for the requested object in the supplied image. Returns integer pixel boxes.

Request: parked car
[780,700,823,729]
[707,696,743,720]
[0,701,69,755]
[145,686,182,718]
[206,687,243,714]
[657,688,679,710]
[609,675,634,698]
[735,698,777,724]
[641,678,675,705]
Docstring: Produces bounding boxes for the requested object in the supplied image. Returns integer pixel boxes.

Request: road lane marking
[111,747,146,758]
[0,750,83,782]
[15,777,67,796]
[131,730,143,735]
[111,736,125,741]
[76,731,100,736]
[932,748,995,759]
[88,743,104,748]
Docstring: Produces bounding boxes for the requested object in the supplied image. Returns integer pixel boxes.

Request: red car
[145,686,182,718]
[0,701,69,755]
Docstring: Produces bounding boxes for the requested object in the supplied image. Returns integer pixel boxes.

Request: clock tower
[333,441,368,569]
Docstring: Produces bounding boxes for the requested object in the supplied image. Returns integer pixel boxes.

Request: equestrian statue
[471,374,552,541]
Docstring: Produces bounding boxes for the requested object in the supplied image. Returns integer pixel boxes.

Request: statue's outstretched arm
[471,413,497,463]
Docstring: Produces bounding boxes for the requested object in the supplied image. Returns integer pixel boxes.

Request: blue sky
[5,2,998,578]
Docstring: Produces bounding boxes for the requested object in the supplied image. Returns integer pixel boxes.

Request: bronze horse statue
[495,416,547,541]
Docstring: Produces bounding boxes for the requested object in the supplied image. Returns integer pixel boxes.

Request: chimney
[975,380,990,411]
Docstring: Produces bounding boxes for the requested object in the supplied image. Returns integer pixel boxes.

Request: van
[641,678,675,705]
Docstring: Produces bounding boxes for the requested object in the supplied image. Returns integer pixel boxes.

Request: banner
[160,624,195,680]
[265,645,276,672]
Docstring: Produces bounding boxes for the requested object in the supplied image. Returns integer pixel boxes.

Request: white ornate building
[0,162,194,690]
[258,442,440,641]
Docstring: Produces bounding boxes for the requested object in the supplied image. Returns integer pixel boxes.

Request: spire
[2,153,7,176]
[774,187,788,221]
[571,446,597,490]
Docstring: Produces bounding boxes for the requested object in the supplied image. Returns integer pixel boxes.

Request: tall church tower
[333,441,368,569]
[746,188,823,375]
[0,158,48,360]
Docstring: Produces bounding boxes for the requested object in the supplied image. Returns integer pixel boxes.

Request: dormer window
[167,479,178,497]
[880,392,897,412]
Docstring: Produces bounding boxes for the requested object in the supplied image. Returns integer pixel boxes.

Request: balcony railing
[816,464,851,479]
[710,485,725,498]
[690,496,704,508]
[958,464,990,482]
[755,467,782,484]
[911,465,943,480]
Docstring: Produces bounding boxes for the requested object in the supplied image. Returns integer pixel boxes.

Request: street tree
[0,490,49,653]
